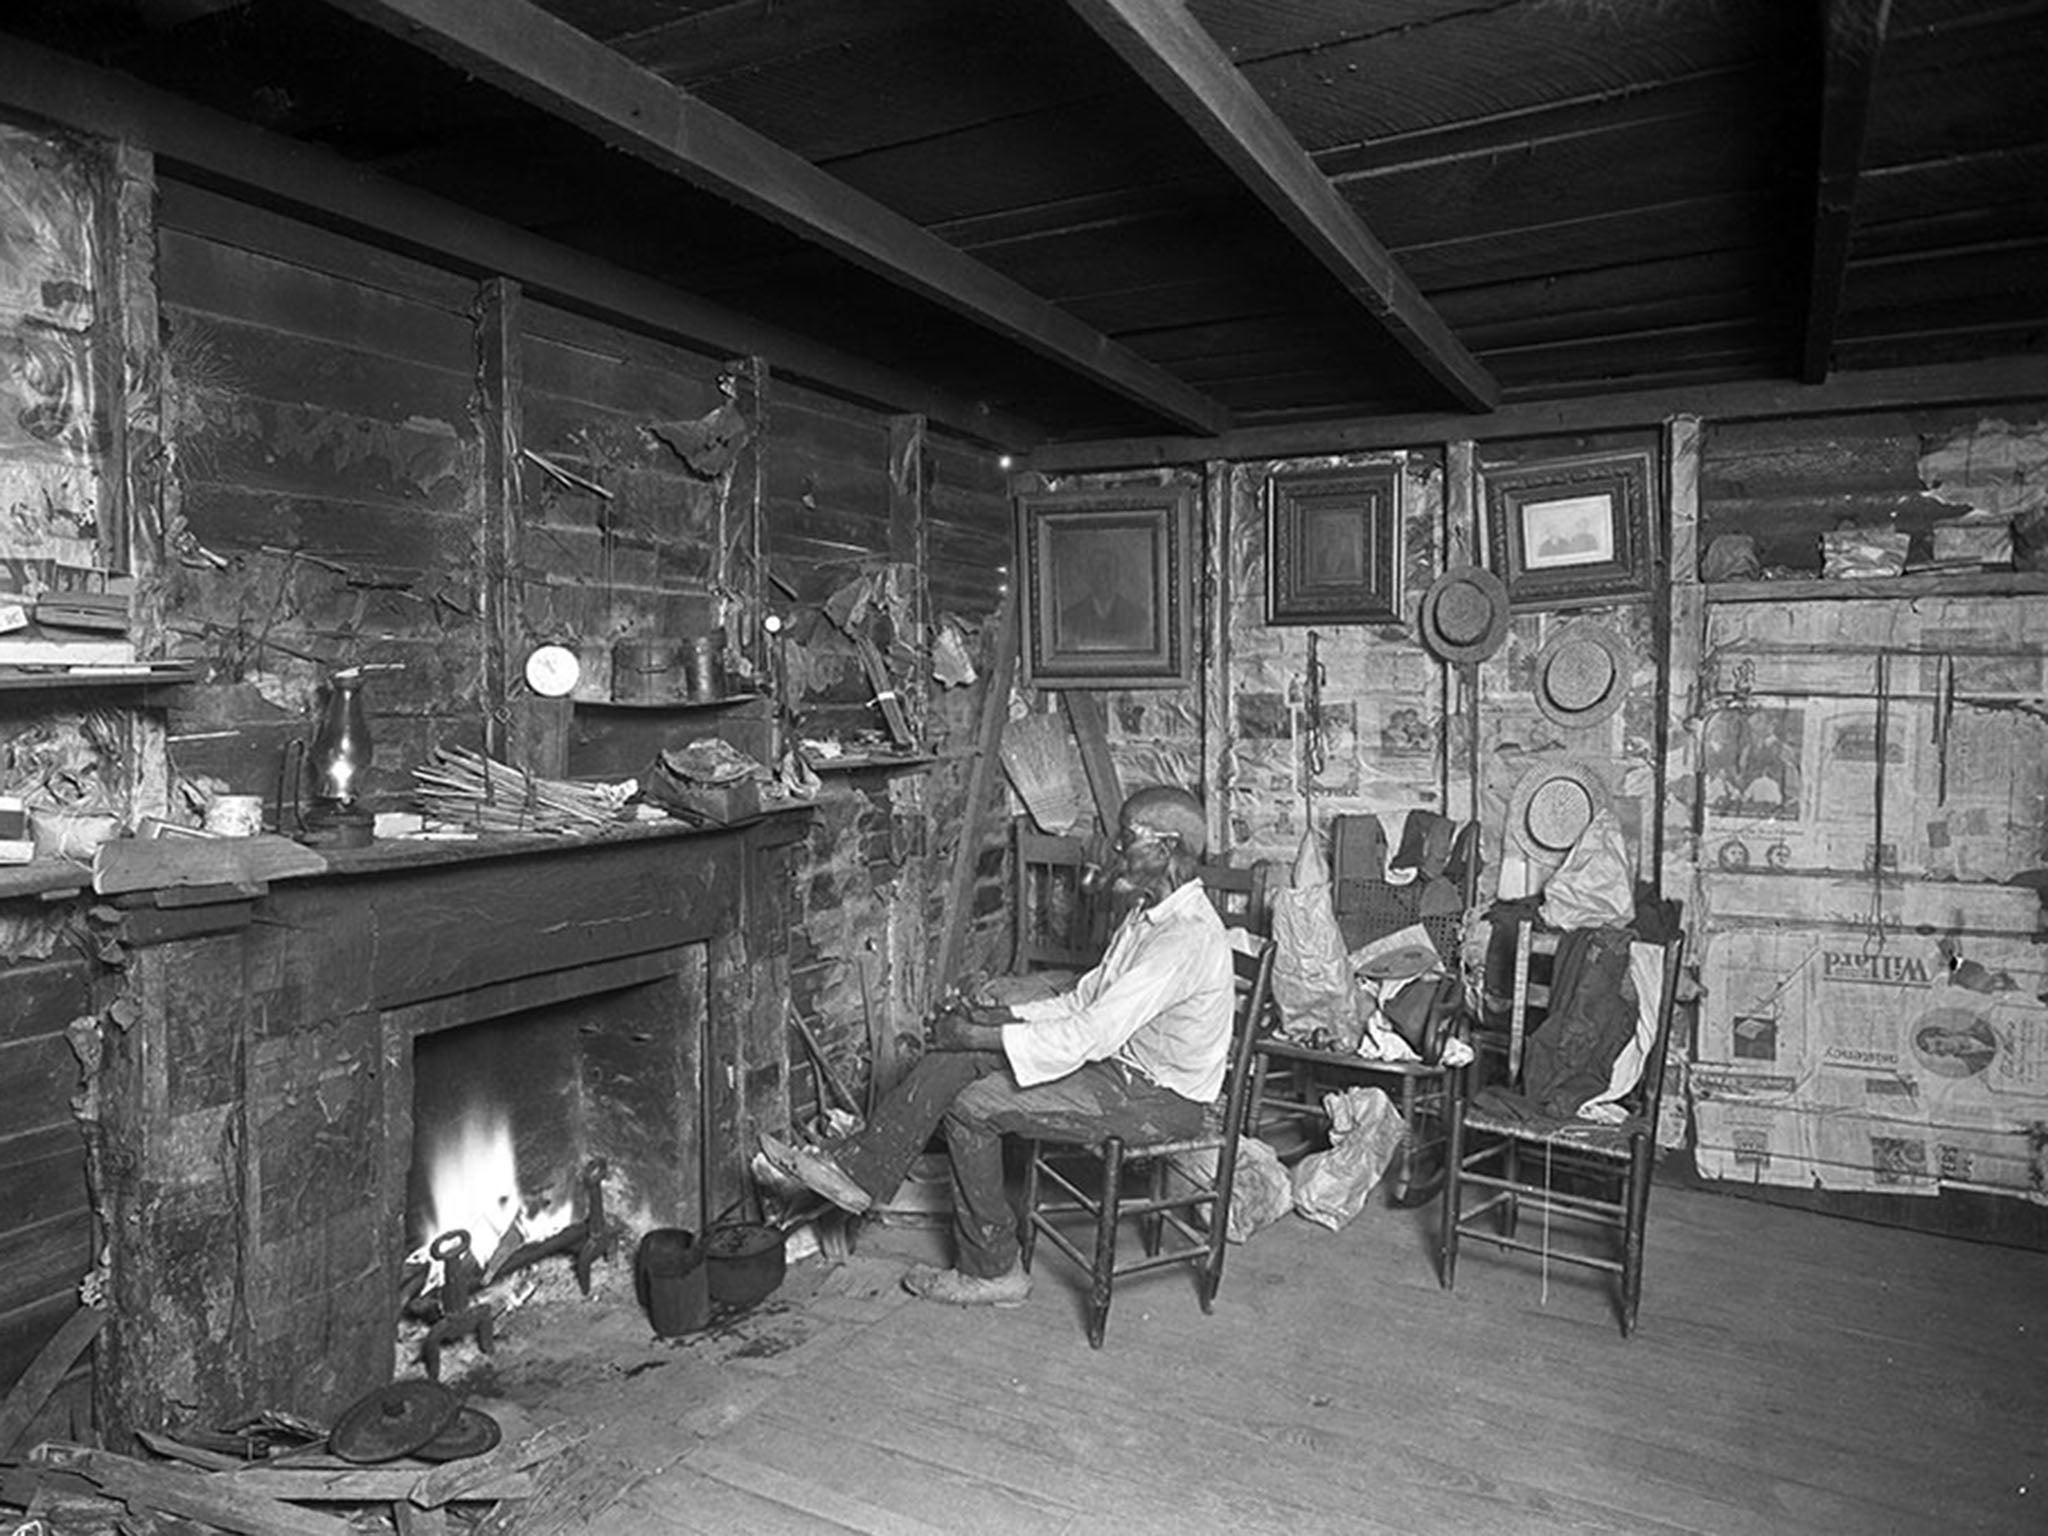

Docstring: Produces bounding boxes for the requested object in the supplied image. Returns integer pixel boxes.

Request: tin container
[613,638,687,703]
[685,634,726,702]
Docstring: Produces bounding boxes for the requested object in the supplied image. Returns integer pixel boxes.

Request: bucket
[634,1228,711,1337]
[705,1222,786,1306]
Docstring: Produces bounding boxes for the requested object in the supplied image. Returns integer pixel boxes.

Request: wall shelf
[811,753,936,775]
[0,662,202,692]
[572,692,766,710]
[1705,572,2048,603]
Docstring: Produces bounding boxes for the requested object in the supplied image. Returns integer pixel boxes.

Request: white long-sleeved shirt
[1002,878,1234,1102]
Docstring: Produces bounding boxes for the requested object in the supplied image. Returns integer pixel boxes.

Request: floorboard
[446,1183,2046,1535]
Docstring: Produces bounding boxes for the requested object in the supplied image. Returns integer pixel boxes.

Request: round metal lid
[414,1404,504,1464]
[329,1379,462,1464]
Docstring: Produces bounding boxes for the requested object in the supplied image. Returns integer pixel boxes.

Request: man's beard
[1111,857,1176,908]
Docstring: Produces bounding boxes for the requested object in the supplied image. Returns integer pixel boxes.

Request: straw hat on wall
[1532,620,1632,730]
[1505,759,1612,860]
[1417,565,1510,665]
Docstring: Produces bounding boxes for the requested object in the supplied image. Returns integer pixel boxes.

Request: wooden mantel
[91,814,804,1444]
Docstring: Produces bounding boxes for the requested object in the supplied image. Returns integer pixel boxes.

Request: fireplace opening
[396,954,708,1333]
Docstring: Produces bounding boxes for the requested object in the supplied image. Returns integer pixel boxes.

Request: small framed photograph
[1482,450,1657,609]
[1016,483,1195,689]
[1265,465,1402,625]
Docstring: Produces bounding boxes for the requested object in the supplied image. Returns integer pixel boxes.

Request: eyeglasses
[1116,825,1169,853]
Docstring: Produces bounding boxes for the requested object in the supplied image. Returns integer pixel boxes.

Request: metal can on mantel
[612,637,686,702]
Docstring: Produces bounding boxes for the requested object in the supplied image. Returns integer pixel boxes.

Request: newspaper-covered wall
[0,121,103,576]
[1691,596,2048,1199]
[1224,454,1443,866]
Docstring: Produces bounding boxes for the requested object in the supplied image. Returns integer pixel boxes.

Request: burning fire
[412,1106,575,1288]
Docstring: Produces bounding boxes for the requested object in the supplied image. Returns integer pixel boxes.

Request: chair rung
[1033,1161,1102,1215]
[1458,1228,1625,1277]
[1252,1091,1325,1118]
[1117,1135,1225,1159]
[1029,1218,1093,1274]
[1454,1172,1627,1226]
[1114,1193,1215,1223]
[1466,1138,1622,1171]
[1110,1244,1212,1280]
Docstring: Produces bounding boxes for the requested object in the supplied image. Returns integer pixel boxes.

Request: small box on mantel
[1931,517,2014,567]
[0,795,25,841]
[664,779,761,826]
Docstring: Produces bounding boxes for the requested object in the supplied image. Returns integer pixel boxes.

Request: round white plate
[524,644,581,698]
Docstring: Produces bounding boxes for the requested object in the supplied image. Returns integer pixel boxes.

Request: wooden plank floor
[475,1183,2046,1535]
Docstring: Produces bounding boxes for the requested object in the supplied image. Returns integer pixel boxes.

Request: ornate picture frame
[1481,450,1657,609]
[1016,483,1196,689]
[1265,464,1402,626]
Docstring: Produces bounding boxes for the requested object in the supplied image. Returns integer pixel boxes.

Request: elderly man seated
[763,784,1234,1307]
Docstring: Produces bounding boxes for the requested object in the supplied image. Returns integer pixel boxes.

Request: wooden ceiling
[7,0,2047,455]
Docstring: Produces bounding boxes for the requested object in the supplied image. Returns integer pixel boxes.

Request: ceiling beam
[1801,0,1893,383]
[1064,0,1499,413]
[0,37,1042,448]
[1022,354,2048,472]
[321,0,1233,437]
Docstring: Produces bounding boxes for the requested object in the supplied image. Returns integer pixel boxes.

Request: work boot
[759,1132,871,1215]
[901,1260,1031,1308]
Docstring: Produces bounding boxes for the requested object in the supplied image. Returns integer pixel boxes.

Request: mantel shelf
[1705,572,2048,603]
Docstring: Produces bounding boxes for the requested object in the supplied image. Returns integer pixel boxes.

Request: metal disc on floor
[329,1379,462,1464]
[414,1404,503,1463]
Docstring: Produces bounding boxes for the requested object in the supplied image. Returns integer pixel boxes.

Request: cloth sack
[1540,807,1634,929]
[1290,1086,1407,1232]
[1271,830,1365,1050]
[1166,1135,1292,1244]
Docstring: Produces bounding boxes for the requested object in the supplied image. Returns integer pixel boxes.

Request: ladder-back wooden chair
[1011,823,1112,975]
[1247,1006,1463,1207]
[1246,813,1472,1205]
[1019,937,1276,1347]
[1195,858,1273,938]
[1438,919,1686,1335]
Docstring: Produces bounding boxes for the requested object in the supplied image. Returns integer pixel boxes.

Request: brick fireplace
[96,819,801,1444]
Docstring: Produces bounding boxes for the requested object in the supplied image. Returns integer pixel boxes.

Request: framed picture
[1016,483,1195,689]
[1265,465,1402,625]
[1481,450,1657,609]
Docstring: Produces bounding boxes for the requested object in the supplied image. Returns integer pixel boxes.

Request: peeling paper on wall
[0,906,79,963]
[1919,417,2048,523]
[1098,686,1201,802]
[0,122,103,569]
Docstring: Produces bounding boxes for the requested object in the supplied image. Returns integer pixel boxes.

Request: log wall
[0,946,97,1446]
[0,154,1018,1440]
[153,185,483,816]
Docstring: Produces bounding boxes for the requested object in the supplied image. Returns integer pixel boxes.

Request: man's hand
[928,1004,1010,1053]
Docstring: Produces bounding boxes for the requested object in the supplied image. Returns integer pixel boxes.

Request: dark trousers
[833,1050,1207,1278]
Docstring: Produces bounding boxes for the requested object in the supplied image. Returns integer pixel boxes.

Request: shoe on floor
[901,1261,1031,1308]
[760,1131,871,1214]
[758,1131,802,1178]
